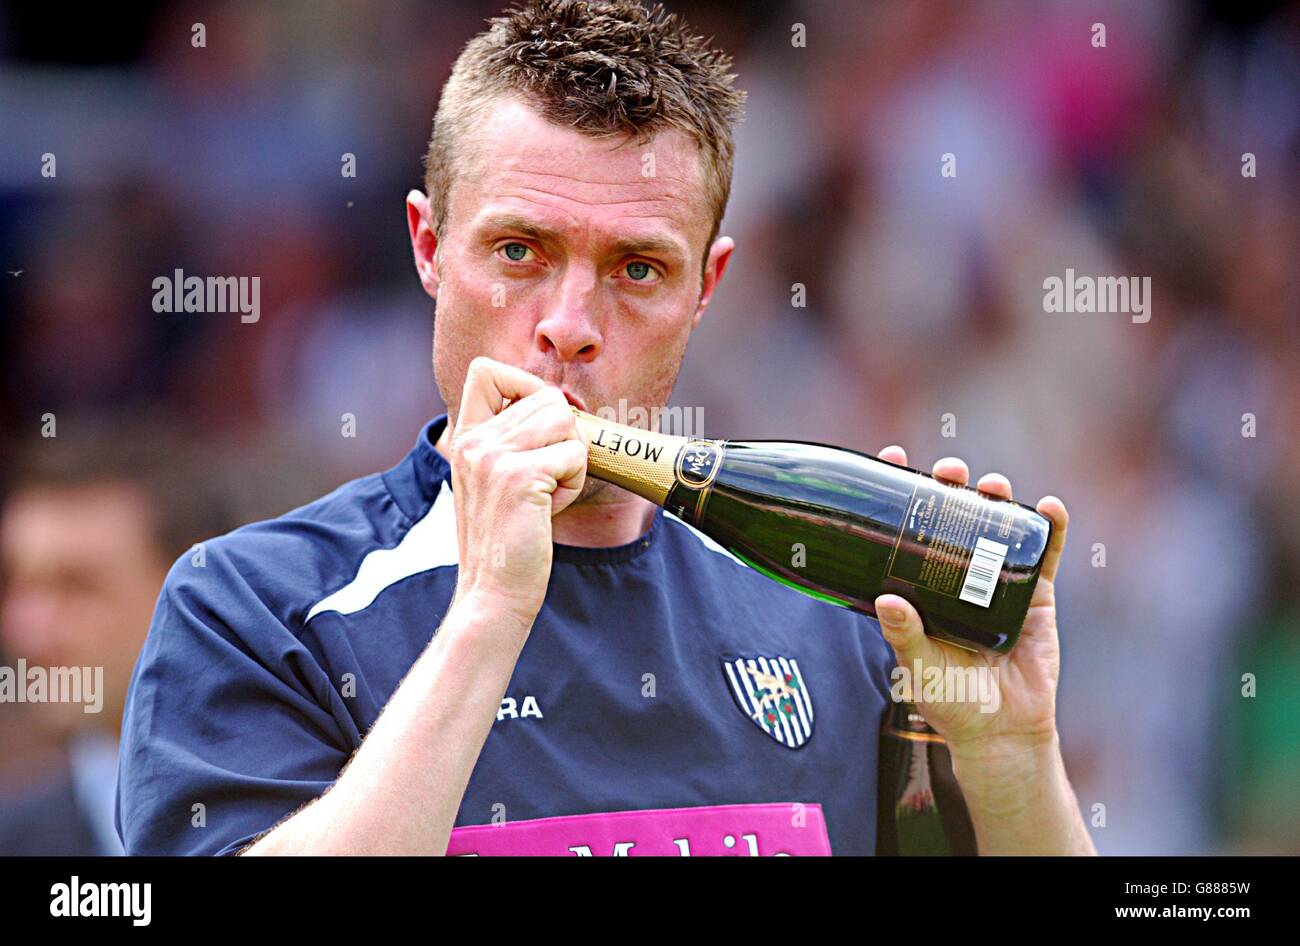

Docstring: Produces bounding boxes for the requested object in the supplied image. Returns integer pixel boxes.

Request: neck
[434,419,659,549]
[552,482,658,547]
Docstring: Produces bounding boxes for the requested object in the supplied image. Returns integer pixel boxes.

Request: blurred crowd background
[0,0,1296,855]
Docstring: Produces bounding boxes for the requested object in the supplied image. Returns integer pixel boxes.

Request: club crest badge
[721,654,814,749]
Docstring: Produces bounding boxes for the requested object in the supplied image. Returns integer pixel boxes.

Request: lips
[560,389,588,413]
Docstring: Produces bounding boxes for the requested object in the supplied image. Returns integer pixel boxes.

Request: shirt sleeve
[116,549,355,856]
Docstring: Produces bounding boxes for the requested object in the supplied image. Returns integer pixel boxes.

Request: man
[118,0,1095,855]
[1,422,227,854]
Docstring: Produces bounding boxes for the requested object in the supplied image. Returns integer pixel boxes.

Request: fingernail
[878,603,906,625]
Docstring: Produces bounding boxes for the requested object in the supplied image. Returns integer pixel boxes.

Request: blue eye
[626,261,654,281]
[502,242,530,262]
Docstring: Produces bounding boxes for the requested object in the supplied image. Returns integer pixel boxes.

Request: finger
[456,357,549,432]
[486,387,578,451]
[878,445,908,466]
[975,472,1012,501]
[874,593,939,669]
[932,457,969,487]
[1036,495,1069,584]
[515,438,588,511]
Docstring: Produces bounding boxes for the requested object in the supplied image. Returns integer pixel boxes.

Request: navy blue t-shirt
[116,415,897,856]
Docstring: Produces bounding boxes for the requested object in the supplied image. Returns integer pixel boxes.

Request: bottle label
[886,480,1012,607]
[572,409,683,504]
[958,537,1010,608]
[571,407,725,521]
[675,441,722,488]
[665,440,725,525]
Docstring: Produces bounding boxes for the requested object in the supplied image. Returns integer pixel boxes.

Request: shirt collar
[383,413,451,524]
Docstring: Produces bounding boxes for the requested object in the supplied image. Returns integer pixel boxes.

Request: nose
[534,266,602,363]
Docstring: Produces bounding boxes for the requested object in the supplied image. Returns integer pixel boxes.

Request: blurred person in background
[0,419,231,854]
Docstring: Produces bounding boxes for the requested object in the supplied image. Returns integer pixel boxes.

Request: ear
[406,189,440,299]
[691,235,735,330]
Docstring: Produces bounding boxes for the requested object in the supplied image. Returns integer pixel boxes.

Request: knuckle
[501,457,534,488]
[453,434,493,470]
[449,428,474,456]
[533,387,565,414]
[544,403,576,430]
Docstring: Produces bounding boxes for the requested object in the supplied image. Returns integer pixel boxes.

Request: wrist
[446,587,537,653]
[946,727,1097,855]
[947,729,1064,818]
[948,727,1060,770]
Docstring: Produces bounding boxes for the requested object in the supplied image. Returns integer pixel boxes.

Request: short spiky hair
[423,0,746,258]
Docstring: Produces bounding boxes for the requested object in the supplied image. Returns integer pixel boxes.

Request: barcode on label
[959,537,1009,608]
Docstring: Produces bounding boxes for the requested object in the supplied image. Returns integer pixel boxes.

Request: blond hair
[423,0,746,264]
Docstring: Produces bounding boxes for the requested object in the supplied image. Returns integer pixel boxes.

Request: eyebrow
[476,211,687,265]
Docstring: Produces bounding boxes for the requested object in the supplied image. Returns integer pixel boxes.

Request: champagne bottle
[876,697,977,856]
[569,408,1051,655]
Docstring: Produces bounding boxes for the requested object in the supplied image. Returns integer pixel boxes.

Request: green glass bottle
[875,697,977,856]
[571,408,1051,655]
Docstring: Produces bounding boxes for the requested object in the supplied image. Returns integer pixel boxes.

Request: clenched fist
[445,357,587,637]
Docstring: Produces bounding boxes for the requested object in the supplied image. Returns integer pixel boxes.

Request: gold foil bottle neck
[570,407,688,505]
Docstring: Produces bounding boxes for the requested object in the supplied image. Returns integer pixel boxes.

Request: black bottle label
[675,440,723,488]
[886,481,1013,608]
[665,441,725,525]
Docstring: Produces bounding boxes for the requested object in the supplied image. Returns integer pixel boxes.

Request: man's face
[408,96,733,427]
[0,484,168,722]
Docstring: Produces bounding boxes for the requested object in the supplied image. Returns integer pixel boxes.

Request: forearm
[244,596,527,855]
[949,731,1097,856]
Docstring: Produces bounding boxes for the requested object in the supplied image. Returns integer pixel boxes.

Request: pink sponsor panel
[446,802,832,856]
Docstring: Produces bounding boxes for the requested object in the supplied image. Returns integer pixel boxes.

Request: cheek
[433,269,532,407]
[606,314,692,396]
[437,267,499,336]
[433,269,509,368]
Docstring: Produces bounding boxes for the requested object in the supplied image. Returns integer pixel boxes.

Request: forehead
[451,97,711,252]
[3,484,155,562]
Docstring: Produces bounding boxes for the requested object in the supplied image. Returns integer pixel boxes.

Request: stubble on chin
[575,472,613,504]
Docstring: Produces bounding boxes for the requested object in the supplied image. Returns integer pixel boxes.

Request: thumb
[874,594,933,666]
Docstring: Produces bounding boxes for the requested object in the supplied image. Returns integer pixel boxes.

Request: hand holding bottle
[871,444,1069,753]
